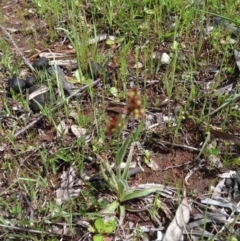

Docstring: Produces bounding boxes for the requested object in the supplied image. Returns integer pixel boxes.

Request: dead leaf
[71,125,86,138]
[56,120,68,137]
[104,237,112,241]
[146,159,160,171]
[163,197,190,241]
[211,129,240,146]
[56,167,82,205]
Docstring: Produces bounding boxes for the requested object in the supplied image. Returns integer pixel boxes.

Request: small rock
[160,52,170,64]
[33,57,49,70]
[8,76,26,93]
[214,17,224,26]
[214,17,239,38]
[132,62,143,69]
[26,76,37,87]
[232,29,240,38]
[152,51,170,64]
[88,61,103,79]
[29,90,52,112]
[28,85,37,93]
[235,168,240,185]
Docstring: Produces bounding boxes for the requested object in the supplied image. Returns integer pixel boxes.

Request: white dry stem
[234,49,240,71]
[163,197,190,241]
[28,85,49,101]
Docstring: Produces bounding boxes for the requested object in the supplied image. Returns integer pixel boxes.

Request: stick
[0,223,72,238]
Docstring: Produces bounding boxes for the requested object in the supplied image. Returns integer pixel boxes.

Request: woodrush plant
[97,121,163,224]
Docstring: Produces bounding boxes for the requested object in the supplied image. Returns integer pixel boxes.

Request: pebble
[152,51,170,65]
[26,76,37,87]
[29,91,51,112]
[28,86,52,112]
[32,57,49,70]
[160,52,170,64]
[8,76,26,93]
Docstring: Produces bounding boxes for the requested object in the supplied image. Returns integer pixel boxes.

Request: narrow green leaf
[122,143,134,180]
[117,179,125,199]
[132,120,144,141]
[100,164,118,192]
[100,163,109,182]
[117,179,129,200]
[119,205,126,226]
[116,135,132,167]
[116,37,125,44]
[121,187,160,202]
[101,200,120,213]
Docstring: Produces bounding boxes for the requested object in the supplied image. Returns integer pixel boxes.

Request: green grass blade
[117,179,125,200]
[203,11,240,26]
[121,187,160,202]
[101,200,120,214]
[121,143,134,180]
[115,135,132,167]
[132,120,145,141]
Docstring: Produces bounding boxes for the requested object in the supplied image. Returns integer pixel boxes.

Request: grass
[0,0,240,240]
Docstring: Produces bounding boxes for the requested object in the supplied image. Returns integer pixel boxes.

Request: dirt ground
[1,0,219,193]
[1,0,239,240]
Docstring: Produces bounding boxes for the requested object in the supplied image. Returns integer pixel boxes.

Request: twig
[163,161,192,171]
[0,223,72,238]
[0,23,35,72]
[184,159,206,186]
[161,141,199,151]
[14,79,101,138]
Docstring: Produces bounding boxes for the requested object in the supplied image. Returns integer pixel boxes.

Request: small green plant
[100,88,165,225]
[91,217,117,241]
[144,149,151,164]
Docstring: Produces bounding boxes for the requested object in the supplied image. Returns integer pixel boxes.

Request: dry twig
[0,223,72,238]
